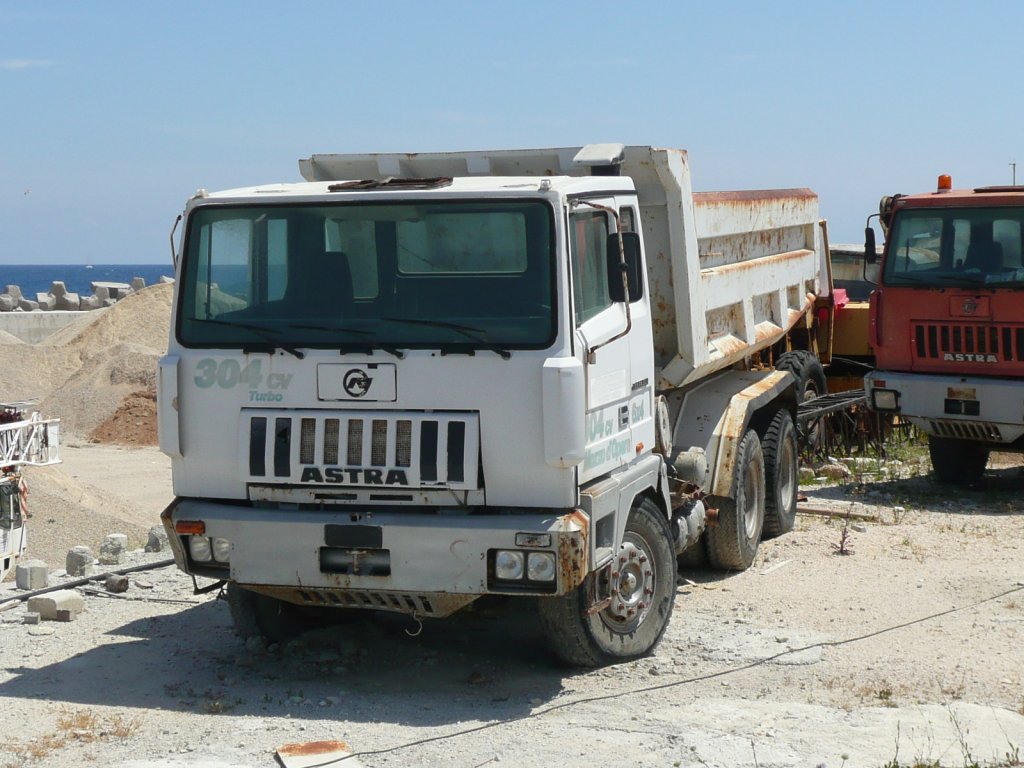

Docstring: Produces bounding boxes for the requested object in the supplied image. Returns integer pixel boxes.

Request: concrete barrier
[0,276,173,342]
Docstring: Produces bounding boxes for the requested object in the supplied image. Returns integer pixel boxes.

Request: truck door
[570,198,645,484]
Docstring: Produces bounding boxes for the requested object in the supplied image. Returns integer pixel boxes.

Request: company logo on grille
[914,322,1024,363]
[242,409,479,489]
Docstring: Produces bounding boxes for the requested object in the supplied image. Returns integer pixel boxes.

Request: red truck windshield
[883,206,1024,289]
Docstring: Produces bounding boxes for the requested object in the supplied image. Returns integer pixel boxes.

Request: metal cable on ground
[0,557,176,608]
[324,582,1024,767]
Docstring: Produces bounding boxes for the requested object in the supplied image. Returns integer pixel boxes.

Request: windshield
[178,199,555,350]
[883,206,1024,288]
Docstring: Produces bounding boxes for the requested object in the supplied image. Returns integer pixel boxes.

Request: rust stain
[278,740,352,757]
[557,510,589,589]
[694,188,816,204]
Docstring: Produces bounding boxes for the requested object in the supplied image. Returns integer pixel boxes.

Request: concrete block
[159,275,175,284]
[34,293,56,311]
[66,545,94,577]
[130,277,146,291]
[99,533,129,565]
[145,525,170,553]
[79,295,101,310]
[55,292,80,311]
[23,612,41,625]
[92,284,110,301]
[49,281,67,298]
[0,295,14,312]
[27,589,85,621]
[15,559,48,590]
[3,285,22,301]
[18,298,38,311]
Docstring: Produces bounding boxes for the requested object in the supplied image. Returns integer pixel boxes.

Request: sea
[0,264,174,299]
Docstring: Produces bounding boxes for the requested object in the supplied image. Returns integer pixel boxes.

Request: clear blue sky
[1,1,1017,265]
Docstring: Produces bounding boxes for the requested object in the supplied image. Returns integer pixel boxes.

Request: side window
[570,210,611,326]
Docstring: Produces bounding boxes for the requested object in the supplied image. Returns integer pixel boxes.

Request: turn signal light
[175,520,206,535]
[937,174,952,192]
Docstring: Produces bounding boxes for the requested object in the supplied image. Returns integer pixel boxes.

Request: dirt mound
[43,282,172,353]
[0,283,172,438]
[88,388,158,446]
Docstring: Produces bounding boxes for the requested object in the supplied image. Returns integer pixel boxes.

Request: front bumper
[865,371,1024,444]
[161,499,588,617]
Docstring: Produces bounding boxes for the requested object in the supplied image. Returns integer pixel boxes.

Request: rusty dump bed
[300,145,825,390]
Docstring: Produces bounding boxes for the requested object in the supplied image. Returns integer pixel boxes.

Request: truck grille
[242,409,480,489]
[913,322,1024,361]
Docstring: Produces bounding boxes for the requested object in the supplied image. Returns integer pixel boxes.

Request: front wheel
[928,436,989,485]
[227,583,310,643]
[538,498,676,667]
[705,429,765,570]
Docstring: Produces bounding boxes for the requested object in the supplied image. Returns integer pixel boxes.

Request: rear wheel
[705,429,765,570]
[928,436,989,485]
[539,498,676,667]
[775,351,827,448]
[761,409,799,538]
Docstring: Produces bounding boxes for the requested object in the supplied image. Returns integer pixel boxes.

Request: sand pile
[0,283,172,442]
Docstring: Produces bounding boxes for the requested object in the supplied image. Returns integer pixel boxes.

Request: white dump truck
[159,145,829,665]
[0,404,61,581]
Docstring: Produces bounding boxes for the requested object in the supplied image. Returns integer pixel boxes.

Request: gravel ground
[3,297,1022,766]
[2,446,1022,768]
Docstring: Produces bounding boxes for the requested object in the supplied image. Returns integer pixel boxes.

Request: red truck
[864,174,1024,485]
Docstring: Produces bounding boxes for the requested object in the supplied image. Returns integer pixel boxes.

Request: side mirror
[865,226,877,264]
[607,231,643,303]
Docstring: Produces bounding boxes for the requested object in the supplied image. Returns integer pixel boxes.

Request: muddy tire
[761,409,799,539]
[538,498,676,667]
[227,583,306,643]
[705,429,765,570]
[928,436,989,486]
[775,351,827,447]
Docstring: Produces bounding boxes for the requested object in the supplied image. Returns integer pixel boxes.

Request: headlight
[872,389,899,411]
[494,550,524,580]
[189,535,212,562]
[211,537,232,563]
[527,552,556,582]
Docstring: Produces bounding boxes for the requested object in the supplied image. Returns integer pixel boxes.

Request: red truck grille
[913,322,1024,361]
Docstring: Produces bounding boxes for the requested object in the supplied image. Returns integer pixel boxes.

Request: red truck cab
[864,176,1024,484]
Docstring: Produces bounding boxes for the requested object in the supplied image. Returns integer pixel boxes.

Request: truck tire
[775,351,827,447]
[761,409,799,538]
[227,583,305,643]
[928,436,989,485]
[538,497,676,667]
[705,429,765,570]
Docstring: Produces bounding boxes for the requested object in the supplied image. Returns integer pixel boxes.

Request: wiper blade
[197,318,305,359]
[381,317,512,359]
[290,323,406,358]
[932,273,988,285]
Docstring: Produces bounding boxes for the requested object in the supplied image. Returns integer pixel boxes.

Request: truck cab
[865,176,1024,483]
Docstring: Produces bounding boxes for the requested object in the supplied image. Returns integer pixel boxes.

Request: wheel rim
[742,457,762,539]
[601,533,655,634]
